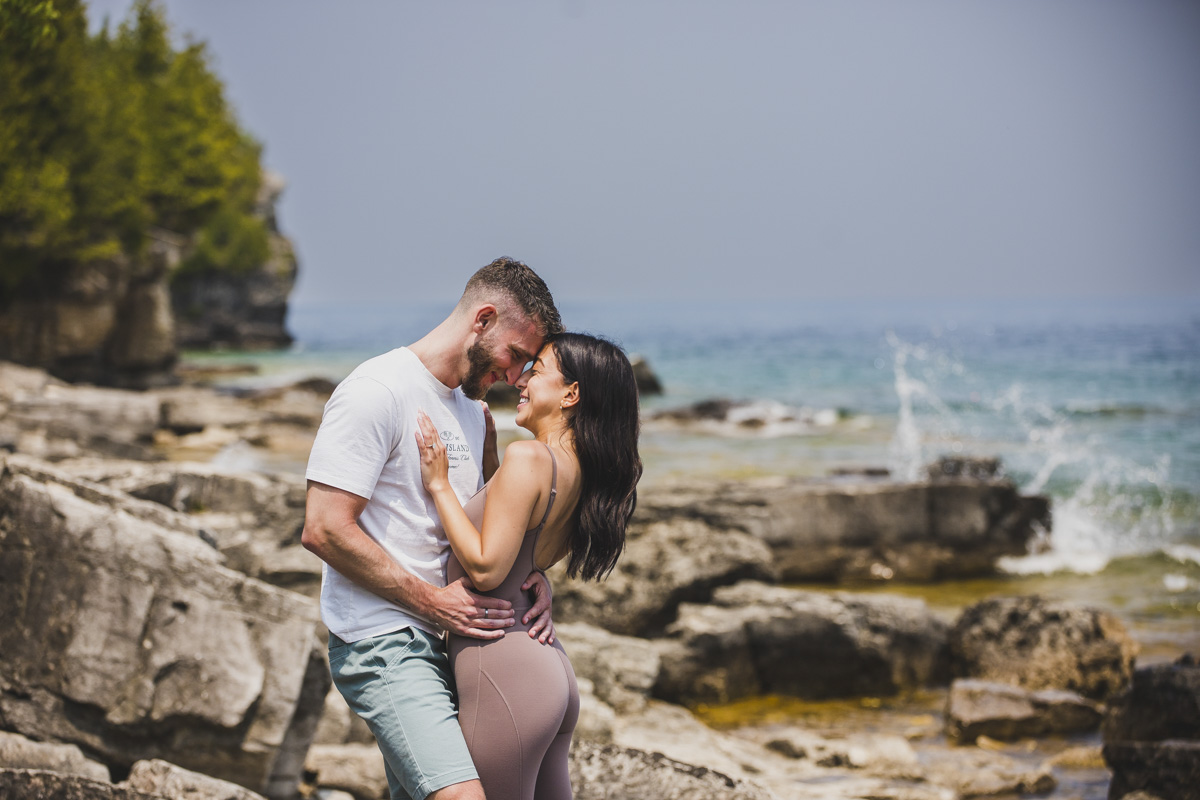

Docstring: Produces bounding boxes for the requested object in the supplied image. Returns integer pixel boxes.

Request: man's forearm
[308,520,435,616]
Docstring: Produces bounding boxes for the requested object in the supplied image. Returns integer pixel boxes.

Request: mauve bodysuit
[447,444,580,800]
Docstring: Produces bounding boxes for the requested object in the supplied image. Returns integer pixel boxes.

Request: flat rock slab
[0,769,161,800]
[0,731,110,783]
[950,595,1137,701]
[127,759,267,800]
[654,581,949,705]
[633,473,1049,583]
[946,679,1104,743]
[569,741,776,800]
[0,454,321,794]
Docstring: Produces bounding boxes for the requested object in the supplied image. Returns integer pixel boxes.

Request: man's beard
[461,338,497,401]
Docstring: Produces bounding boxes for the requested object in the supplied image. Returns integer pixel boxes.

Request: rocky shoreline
[1,361,1195,800]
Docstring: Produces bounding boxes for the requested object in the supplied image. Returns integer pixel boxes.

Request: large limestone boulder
[55,458,319,594]
[945,679,1104,743]
[0,455,322,796]
[1103,655,1200,800]
[630,472,1049,584]
[556,622,661,713]
[950,596,1138,701]
[549,518,777,637]
[654,581,950,705]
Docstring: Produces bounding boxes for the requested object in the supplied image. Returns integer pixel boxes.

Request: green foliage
[0,0,269,302]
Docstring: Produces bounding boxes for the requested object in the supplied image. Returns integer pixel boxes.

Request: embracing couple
[302,257,642,800]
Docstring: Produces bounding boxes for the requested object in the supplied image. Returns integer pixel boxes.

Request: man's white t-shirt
[305,347,486,642]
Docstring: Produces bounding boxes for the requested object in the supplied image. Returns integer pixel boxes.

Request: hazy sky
[86,1,1200,307]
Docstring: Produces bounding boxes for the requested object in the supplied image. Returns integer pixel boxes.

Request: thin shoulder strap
[533,442,558,531]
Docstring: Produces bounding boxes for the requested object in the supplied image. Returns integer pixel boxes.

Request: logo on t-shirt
[440,427,472,467]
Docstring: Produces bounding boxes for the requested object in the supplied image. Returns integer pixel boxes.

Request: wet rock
[654,581,949,705]
[0,769,159,800]
[926,455,1001,481]
[1103,655,1200,800]
[950,596,1138,700]
[945,679,1104,743]
[556,622,661,713]
[569,740,776,800]
[630,355,663,395]
[549,518,776,637]
[631,473,1050,583]
[0,455,322,795]
[0,731,110,782]
[127,759,266,800]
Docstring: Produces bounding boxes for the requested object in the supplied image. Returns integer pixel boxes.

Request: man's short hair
[462,257,563,337]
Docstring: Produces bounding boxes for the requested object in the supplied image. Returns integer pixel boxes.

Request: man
[302,257,564,800]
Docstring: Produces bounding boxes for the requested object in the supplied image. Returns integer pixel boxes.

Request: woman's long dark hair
[551,332,642,581]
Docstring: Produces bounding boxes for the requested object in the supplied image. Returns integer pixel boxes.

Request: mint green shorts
[328,628,478,800]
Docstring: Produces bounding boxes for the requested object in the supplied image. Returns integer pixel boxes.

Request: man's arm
[301,480,514,639]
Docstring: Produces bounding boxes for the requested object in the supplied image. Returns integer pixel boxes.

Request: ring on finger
[484,608,489,619]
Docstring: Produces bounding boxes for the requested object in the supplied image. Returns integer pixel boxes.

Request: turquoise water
[188,297,1200,576]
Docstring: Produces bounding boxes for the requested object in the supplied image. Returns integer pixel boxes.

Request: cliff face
[0,240,179,388]
[171,171,297,351]
[0,172,297,387]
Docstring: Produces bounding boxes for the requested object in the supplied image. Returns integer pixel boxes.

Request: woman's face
[514,345,574,429]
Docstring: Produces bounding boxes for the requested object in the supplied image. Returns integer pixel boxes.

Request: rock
[550,518,776,637]
[0,731,110,782]
[0,362,163,460]
[926,455,1001,482]
[304,744,387,800]
[266,640,333,800]
[568,740,776,800]
[945,679,1104,743]
[763,729,919,771]
[556,623,661,713]
[950,596,1138,700]
[574,679,617,743]
[0,768,161,800]
[1103,741,1200,800]
[630,355,663,395]
[654,581,949,705]
[171,173,297,351]
[1103,653,1200,742]
[0,454,322,795]
[312,686,374,746]
[127,759,267,799]
[922,748,1056,797]
[55,458,317,593]
[1103,655,1200,800]
[0,245,179,389]
[631,473,1050,583]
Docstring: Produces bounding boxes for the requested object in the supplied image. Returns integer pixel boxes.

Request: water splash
[884,330,1183,574]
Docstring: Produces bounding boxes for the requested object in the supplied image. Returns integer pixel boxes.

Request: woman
[415,332,641,800]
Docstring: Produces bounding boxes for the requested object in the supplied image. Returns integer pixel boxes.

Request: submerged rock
[950,596,1138,701]
[945,679,1104,744]
[654,581,949,705]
